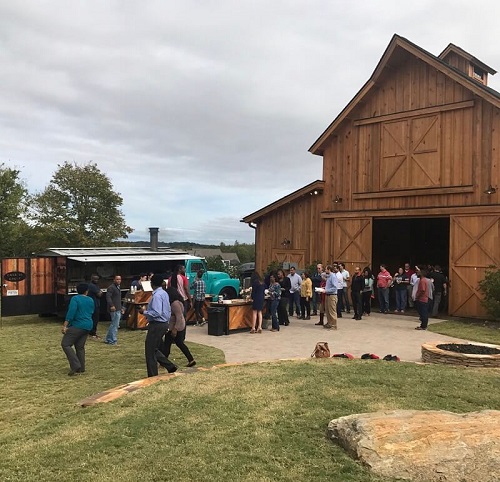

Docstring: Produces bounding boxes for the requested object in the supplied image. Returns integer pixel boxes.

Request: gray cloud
[1,0,499,244]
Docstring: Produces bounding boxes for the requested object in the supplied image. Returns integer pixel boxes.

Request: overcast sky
[2,1,499,245]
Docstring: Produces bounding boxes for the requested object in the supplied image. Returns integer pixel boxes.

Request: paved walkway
[187,311,468,363]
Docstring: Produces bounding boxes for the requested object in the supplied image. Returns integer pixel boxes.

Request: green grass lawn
[428,318,500,345]
[1,315,499,482]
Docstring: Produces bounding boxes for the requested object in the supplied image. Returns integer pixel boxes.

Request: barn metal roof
[67,254,202,263]
[42,247,190,257]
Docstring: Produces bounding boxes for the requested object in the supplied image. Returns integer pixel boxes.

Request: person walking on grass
[139,274,178,377]
[61,283,94,376]
[162,286,196,367]
[250,271,266,333]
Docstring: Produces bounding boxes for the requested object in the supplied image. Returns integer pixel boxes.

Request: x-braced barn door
[332,218,372,271]
[449,214,500,317]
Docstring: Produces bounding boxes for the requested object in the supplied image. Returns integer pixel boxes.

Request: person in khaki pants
[324,265,340,330]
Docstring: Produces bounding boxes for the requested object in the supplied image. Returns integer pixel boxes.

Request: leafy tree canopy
[0,164,30,257]
[31,161,132,247]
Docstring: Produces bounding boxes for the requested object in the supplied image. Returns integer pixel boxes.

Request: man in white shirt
[287,266,302,318]
[339,263,351,314]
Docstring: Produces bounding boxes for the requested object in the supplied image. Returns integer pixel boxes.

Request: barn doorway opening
[372,217,450,275]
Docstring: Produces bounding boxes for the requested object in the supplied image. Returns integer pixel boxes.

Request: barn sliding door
[333,218,372,270]
[449,214,500,317]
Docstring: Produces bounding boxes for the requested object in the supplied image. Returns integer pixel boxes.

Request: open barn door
[1,257,56,316]
[449,214,500,318]
[332,218,372,271]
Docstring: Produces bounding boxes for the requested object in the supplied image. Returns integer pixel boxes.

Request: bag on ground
[311,342,331,358]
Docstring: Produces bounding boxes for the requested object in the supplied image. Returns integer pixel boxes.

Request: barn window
[472,65,486,83]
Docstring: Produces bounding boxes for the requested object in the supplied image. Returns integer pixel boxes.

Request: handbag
[311,342,331,358]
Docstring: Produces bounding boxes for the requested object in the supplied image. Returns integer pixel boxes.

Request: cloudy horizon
[2,1,499,245]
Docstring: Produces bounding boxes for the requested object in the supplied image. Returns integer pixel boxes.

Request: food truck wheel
[219,287,237,300]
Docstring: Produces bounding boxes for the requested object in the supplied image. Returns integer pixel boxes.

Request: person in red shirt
[167,265,193,315]
[414,269,429,330]
[376,264,392,313]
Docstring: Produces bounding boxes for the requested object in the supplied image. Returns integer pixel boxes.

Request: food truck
[1,246,240,318]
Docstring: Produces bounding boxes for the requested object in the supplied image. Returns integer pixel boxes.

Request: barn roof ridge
[309,34,500,155]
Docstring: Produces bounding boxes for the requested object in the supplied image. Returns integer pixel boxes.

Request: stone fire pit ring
[421,341,500,367]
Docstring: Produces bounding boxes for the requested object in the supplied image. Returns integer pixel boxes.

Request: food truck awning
[67,254,202,263]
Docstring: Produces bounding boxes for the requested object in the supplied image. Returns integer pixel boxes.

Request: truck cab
[184,258,239,299]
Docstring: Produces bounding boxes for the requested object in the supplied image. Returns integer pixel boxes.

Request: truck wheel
[219,287,237,300]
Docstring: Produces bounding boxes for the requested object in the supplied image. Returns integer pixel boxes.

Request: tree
[31,162,132,247]
[0,164,29,257]
[206,255,228,274]
[478,266,500,320]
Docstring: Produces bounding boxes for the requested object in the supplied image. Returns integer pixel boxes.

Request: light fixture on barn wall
[484,184,497,195]
[333,195,343,203]
[281,238,291,248]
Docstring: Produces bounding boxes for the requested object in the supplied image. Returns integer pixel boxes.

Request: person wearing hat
[61,283,95,376]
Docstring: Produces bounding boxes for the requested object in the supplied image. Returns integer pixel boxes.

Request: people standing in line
[404,263,415,309]
[131,273,147,291]
[191,269,206,326]
[268,273,281,332]
[287,266,302,318]
[299,271,312,320]
[87,274,102,340]
[334,264,344,318]
[250,271,266,333]
[168,265,192,315]
[414,269,430,330]
[105,275,123,346]
[339,263,351,313]
[393,267,409,313]
[324,265,340,330]
[350,267,364,320]
[61,283,94,376]
[311,263,323,316]
[362,268,374,316]
[429,265,447,317]
[162,286,196,367]
[376,265,392,313]
[277,269,291,326]
[315,273,328,325]
[139,274,177,376]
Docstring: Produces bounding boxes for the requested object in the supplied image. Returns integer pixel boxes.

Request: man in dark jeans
[277,269,291,326]
[87,274,102,339]
[139,274,178,377]
[429,265,447,317]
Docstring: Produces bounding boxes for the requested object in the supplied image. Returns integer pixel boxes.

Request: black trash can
[207,307,227,336]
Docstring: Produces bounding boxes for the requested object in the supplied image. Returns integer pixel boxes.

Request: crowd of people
[60,266,202,377]
[249,262,448,333]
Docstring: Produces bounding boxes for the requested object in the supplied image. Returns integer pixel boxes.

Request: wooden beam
[353,100,474,126]
[352,185,474,200]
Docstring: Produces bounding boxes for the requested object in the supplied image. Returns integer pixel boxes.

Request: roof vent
[149,227,159,251]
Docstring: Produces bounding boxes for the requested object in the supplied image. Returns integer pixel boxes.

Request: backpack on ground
[311,342,331,358]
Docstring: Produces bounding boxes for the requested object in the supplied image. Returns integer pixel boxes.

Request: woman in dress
[250,271,266,333]
[162,286,196,367]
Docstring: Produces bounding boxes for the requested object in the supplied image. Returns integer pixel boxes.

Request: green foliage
[31,161,132,247]
[0,164,30,257]
[306,259,323,276]
[478,266,500,319]
[206,255,228,273]
[220,240,255,264]
[264,260,282,275]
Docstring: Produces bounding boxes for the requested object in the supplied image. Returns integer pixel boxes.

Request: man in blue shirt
[324,265,340,330]
[61,283,94,375]
[139,274,178,377]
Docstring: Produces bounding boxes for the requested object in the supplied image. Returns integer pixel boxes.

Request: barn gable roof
[241,180,324,223]
[309,34,500,156]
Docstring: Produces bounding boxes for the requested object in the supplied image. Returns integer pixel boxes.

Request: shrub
[478,266,500,319]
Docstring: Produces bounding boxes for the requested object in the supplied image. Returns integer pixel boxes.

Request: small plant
[264,260,282,275]
[478,266,500,320]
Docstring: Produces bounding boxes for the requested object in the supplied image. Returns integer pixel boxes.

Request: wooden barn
[242,34,500,318]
